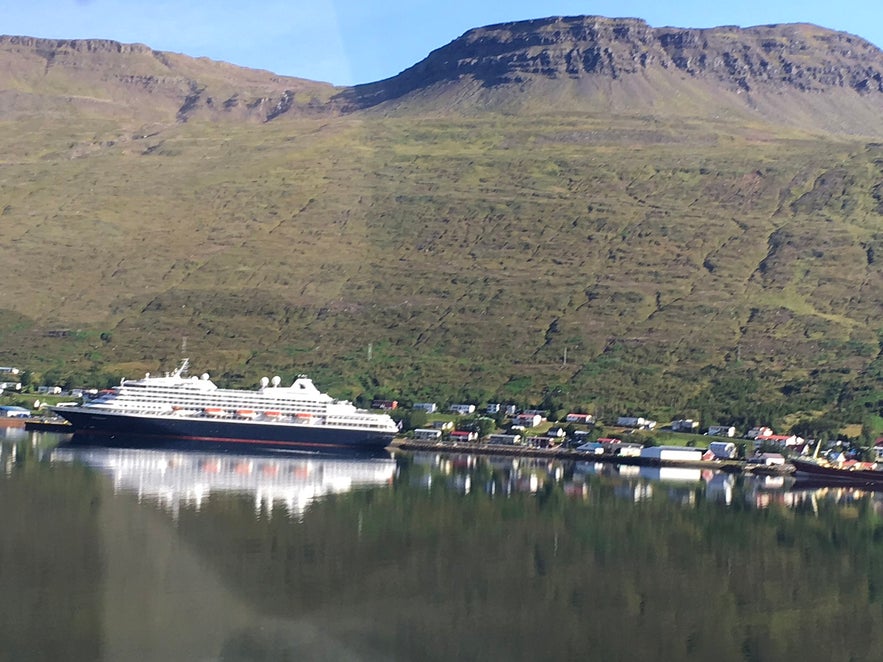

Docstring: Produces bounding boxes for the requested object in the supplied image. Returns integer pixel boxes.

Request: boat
[790,457,883,486]
[50,359,399,452]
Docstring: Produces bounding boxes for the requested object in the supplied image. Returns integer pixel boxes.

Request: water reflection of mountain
[50,445,397,517]
[9,443,883,660]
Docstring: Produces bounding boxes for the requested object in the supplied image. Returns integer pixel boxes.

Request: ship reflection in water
[50,438,397,518]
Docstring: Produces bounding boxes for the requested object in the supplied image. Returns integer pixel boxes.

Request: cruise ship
[51,360,399,451]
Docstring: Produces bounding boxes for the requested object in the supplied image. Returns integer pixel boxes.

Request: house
[746,426,774,439]
[372,399,398,410]
[449,430,478,443]
[413,428,443,441]
[708,441,737,459]
[617,416,657,430]
[708,425,736,438]
[449,404,476,415]
[750,452,785,466]
[521,409,548,418]
[431,420,455,430]
[547,427,566,438]
[504,405,518,416]
[0,381,21,392]
[512,413,542,428]
[486,403,501,415]
[577,441,641,457]
[566,413,595,424]
[413,402,438,414]
[597,437,623,444]
[671,419,699,432]
[755,434,803,448]
[37,386,62,395]
[525,435,557,448]
[576,441,607,455]
[487,433,521,445]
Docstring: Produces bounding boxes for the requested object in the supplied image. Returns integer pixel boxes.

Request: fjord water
[2,430,883,661]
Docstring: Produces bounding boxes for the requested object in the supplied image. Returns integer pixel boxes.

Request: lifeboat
[263,410,282,419]
[294,413,313,423]
[236,409,258,419]
[204,407,227,417]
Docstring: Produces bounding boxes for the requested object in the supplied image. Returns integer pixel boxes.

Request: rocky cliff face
[336,16,883,133]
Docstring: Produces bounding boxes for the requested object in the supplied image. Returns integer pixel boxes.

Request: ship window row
[110,394,335,411]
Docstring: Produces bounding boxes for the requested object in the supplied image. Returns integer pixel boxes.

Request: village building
[512,413,543,428]
[755,434,803,448]
[449,404,476,415]
[487,433,522,445]
[617,416,657,430]
[413,428,443,441]
[671,419,699,432]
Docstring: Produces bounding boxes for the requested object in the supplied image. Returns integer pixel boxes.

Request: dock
[23,418,73,433]
[390,438,792,476]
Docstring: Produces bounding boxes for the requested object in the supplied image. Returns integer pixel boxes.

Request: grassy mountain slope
[2,18,883,427]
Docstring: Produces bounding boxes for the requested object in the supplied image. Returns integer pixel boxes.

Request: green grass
[1,112,883,429]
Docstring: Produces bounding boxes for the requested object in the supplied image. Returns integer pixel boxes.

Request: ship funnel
[260,377,270,388]
[271,376,281,387]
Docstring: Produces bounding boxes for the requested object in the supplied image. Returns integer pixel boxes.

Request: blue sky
[4,0,881,86]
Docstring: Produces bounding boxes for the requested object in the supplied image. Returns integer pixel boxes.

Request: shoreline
[390,438,792,476]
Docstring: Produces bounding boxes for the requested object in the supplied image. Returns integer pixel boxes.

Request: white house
[449,404,476,415]
[413,402,438,414]
[618,416,656,430]
[708,425,736,438]
[512,413,543,428]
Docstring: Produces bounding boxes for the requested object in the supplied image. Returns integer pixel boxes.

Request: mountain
[0,35,338,124]
[2,17,883,432]
[339,16,883,135]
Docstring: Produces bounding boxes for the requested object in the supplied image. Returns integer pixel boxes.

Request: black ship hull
[52,408,396,453]
[791,458,883,486]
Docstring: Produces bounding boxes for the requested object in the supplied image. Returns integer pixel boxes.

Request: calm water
[2,429,883,661]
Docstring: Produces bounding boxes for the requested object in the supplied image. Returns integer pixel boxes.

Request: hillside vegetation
[2,17,883,430]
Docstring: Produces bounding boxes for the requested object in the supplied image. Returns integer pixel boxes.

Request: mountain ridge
[5,16,883,134]
[338,16,883,135]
